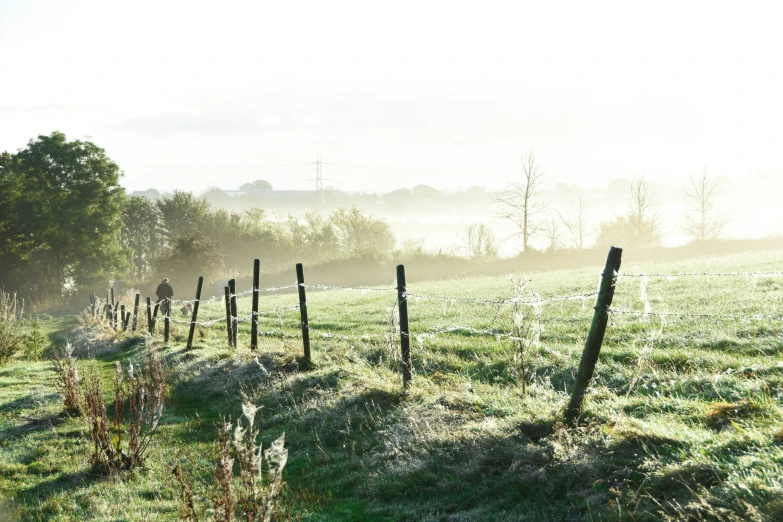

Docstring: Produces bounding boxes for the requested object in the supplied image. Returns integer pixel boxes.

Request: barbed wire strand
[617,271,783,279]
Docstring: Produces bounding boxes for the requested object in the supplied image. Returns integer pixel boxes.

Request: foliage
[122,196,164,280]
[155,230,225,287]
[84,347,166,473]
[329,206,395,256]
[0,132,128,298]
[0,290,24,365]
[157,191,213,241]
[22,318,47,359]
[172,402,288,521]
[286,211,340,263]
[240,180,274,191]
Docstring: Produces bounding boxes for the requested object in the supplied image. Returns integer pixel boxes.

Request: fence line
[607,307,783,321]
[617,271,783,278]
[94,248,783,418]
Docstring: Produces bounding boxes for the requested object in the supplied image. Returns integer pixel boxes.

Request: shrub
[84,347,166,473]
[172,401,288,521]
[23,319,48,359]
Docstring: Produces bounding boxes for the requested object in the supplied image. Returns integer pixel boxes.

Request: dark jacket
[155,283,174,301]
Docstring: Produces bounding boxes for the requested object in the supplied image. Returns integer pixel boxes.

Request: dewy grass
[1,248,783,520]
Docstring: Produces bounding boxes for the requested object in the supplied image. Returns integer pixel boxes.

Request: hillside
[1,248,783,520]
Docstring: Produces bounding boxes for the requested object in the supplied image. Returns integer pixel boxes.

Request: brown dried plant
[83,347,166,473]
[51,341,84,416]
[172,401,288,521]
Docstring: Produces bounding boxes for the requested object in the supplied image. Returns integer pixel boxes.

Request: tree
[559,191,592,249]
[156,191,211,240]
[542,212,563,253]
[683,166,729,241]
[329,206,396,256]
[626,174,663,247]
[493,148,547,252]
[0,132,128,297]
[122,196,163,281]
[596,175,663,248]
[240,180,273,191]
[154,230,224,286]
[460,222,499,259]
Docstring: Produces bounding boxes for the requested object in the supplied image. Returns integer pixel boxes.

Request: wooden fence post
[187,277,204,349]
[397,264,412,388]
[229,279,238,348]
[151,302,160,334]
[224,285,233,347]
[164,299,170,343]
[122,305,130,330]
[296,263,311,366]
[113,302,119,330]
[251,260,260,351]
[146,297,153,334]
[132,293,140,332]
[565,246,623,424]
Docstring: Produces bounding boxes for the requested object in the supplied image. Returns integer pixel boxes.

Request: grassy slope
[2,249,783,521]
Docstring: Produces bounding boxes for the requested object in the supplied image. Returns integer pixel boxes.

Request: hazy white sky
[1,0,782,194]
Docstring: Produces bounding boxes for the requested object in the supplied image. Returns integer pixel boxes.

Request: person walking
[155,278,174,316]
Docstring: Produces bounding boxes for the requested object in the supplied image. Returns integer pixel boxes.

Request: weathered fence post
[132,293,140,332]
[251,260,260,351]
[151,302,160,334]
[164,298,170,343]
[397,264,412,388]
[229,279,238,348]
[122,305,130,330]
[146,297,153,334]
[224,285,234,347]
[565,246,623,424]
[296,263,311,366]
[113,301,119,330]
[187,277,204,349]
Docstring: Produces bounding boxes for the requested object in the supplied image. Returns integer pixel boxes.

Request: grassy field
[2,248,783,521]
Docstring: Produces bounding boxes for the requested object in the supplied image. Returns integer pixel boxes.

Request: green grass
[2,249,783,520]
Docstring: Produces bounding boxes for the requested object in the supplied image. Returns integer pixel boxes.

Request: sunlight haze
[2,0,781,194]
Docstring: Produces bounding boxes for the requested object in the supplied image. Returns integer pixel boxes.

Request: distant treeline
[130,183,494,217]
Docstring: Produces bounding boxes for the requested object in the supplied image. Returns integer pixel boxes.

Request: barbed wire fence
[90,248,782,420]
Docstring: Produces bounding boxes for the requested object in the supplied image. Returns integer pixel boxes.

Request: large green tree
[0,132,128,298]
[122,196,163,281]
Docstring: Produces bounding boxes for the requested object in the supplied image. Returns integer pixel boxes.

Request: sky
[1,0,782,195]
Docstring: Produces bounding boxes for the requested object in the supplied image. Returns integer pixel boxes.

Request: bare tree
[683,166,729,241]
[492,148,547,252]
[543,212,563,253]
[559,191,592,249]
[461,222,499,259]
[627,174,663,247]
